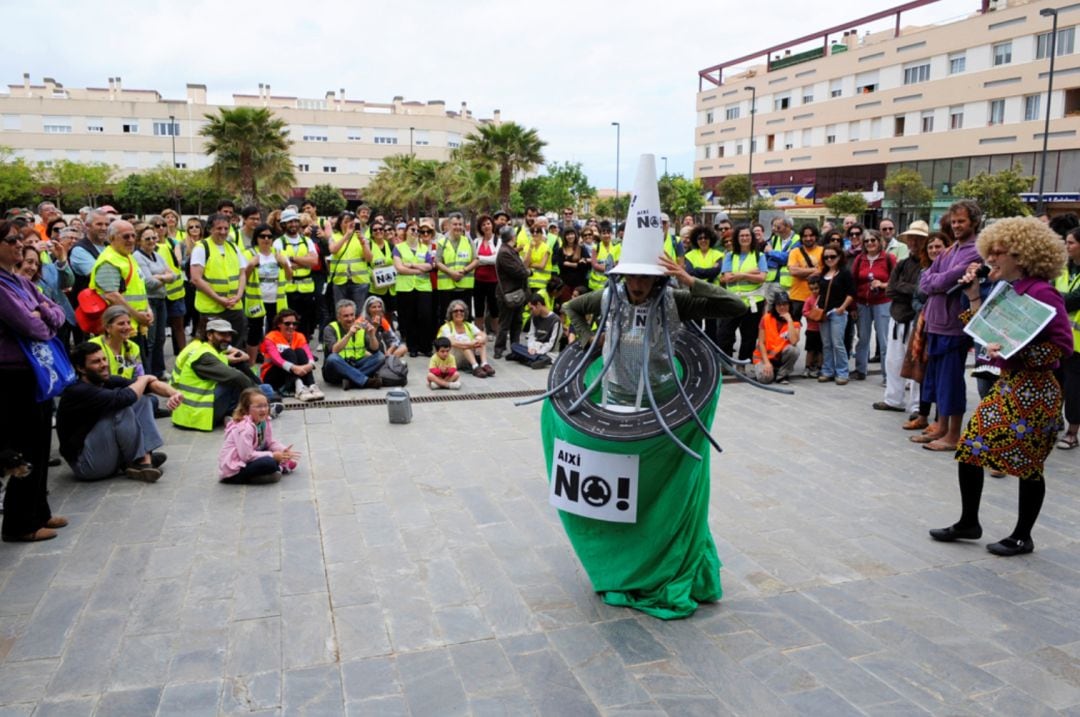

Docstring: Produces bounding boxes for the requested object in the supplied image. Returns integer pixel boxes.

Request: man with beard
[57,342,181,482]
[172,319,267,431]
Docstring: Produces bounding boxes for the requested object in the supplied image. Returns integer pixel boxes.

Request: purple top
[0,269,66,370]
[990,277,1074,372]
[919,237,981,335]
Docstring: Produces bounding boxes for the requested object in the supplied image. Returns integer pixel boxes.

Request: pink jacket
[218,415,287,478]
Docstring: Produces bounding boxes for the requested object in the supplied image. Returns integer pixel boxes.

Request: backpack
[377,354,409,386]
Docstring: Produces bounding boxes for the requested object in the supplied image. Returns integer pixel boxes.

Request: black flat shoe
[987,537,1034,556]
[929,524,982,542]
[151,452,167,469]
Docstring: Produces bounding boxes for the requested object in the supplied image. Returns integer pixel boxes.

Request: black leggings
[474,281,498,329]
[262,348,314,393]
[957,462,1045,541]
[222,455,281,484]
[718,302,761,361]
[396,291,433,353]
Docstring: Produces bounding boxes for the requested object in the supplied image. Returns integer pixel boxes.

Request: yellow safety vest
[89,336,141,380]
[520,288,554,328]
[277,237,314,294]
[194,239,241,315]
[1056,268,1080,352]
[328,321,369,361]
[684,248,724,284]
[766,234,798,288]
[157,239,186,301]
[729,252,765,306]
[241,249,289,319]
[369,241,397,297]
[527,241,551,290]
[436,235,475,290]
[589,242,622,291]
[171,340,226,432]
[330,231,370,286]
[395,242,431,293]
[89,245,149,313]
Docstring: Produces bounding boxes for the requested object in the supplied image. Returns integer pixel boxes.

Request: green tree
[456,122,546,212]
[593,194,632,220]
[953,163,1035,219]
[823,191,868,219]
[716,174,752,210]
[305,184,347,216]
[748,195,775,223]
[113,173,167,215]
[200,107,295,207]
[365,154,444,218]
[0,147,38,208]
[661,176,705,219]
[184,169,228,215]
[885,167,935,222]
[37,160,115,209]
[443,158,500,215]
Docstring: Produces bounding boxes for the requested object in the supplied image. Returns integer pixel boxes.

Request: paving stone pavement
[1,351,1079,716]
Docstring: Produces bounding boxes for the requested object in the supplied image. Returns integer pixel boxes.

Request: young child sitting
[219,388,301,484]
[427,337,461,390]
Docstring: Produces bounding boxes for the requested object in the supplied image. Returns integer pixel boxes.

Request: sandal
[910,433,945,444]
[902,417,929,431]
[1057,434,1079,450]
[922,440,958,452]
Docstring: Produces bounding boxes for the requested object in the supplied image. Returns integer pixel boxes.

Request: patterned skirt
[955,368,1063,478]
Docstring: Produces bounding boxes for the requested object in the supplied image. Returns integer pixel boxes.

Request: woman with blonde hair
[930,217,1072,556]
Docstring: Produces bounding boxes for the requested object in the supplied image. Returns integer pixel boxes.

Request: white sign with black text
[549,439,639,523]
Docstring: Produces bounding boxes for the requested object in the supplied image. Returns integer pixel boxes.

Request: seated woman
[89,305,144,380]
[751,291,801,385]
[363,295,408,358]
[437,299,494,377]
[219,388,300,485]
[259,309,325,401]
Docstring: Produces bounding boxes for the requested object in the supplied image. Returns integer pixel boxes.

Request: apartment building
[0,75,498,200]
[695,0,1080,221]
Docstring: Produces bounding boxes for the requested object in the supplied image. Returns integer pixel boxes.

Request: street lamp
[612,122,621,218]
[1037,7,1059,215]
[409,126,415,156]
[661,156,668,176]
[744,87,757,214]
[169,113,179,213]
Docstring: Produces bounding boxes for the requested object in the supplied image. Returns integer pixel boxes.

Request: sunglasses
[257,233,273,239]
[372,227,385,233]
[849,231,862,237]
[50,227,65,234]
[1,235,19,245]
[451,309,465,314]
[281,321,298,327]
[419,229,433,235]
[823,254,839,260]
[152,222,166,228]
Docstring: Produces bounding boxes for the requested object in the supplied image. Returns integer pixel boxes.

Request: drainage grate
[282,388,546,410]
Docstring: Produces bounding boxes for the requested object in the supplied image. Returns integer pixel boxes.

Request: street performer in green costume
[538,154,746,619]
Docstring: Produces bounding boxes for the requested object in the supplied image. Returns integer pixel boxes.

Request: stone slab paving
[0,352,1078,715]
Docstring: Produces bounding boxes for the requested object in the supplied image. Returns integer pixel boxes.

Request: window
[894,116,906,137]
[347,131,362,141]
[447,132,461,149]
[296,162,310,172]
[373,136,398,145]
[736,143,744,155]
[302,131,328,142]
[767,134,776,151]
[1024,94,1042,121]
[43,116,72,134]
[830,79,842,98]
[855,70,879,94]
[802,91,814,104]
[704,145,711,159]
[1037,27,1075,59]
[323,164,337,173]
[948,52,966,74]
[705,110,714,124]
[773,95,790,111]
[174,162,187,169]
[826,125,837,144]
[86,117,104,133]
[903,63,930,85]
[950,106,964,129]
[921,111,934,133]
[122,121,139,134]
[153,121,180,137]
[848,121,860,142]
[989,99,1005,125]
[725,105,740,121]
[2,115,20,131]
[993,41,1012,66]
[717,145,725,158]
[750,139,757,152]
[801,128,812,146]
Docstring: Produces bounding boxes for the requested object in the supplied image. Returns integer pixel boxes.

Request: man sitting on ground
[57,342,182,482]
[322,299,384,390]
[508,293,562,369]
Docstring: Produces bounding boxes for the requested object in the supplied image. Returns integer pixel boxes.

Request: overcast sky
[9,0,975,189]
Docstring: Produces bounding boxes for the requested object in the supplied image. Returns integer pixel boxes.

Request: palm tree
[456,122,545,212]
[200,107,295,208]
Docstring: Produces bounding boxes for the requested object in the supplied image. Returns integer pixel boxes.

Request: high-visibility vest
[368,240,397,297]
[157,239,186,301]
[395,242,431,293]
[89,336,141,380]
[90,245,149,313]
[171,340,225,431]
[241,249,289,319]
[329,231,370,286]
[1055,268,1080,352]
[527,241,551,290]
[328,321,369,361]
[766,234,799,287]
[194,239,241,314]
[589,242,622,291]
[684,247,725,284]
[520,288,554,327]
[277,237,314,294]
[436,235,475,290]
[439,320,478,342]
[753,312,794,363]
[729,252,765,306]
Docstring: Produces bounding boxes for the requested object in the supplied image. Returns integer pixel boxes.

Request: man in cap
[171,318,266,431]
[57,341,181,482]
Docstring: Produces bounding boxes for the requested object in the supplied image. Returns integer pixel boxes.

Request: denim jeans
[821,312,849,379]
[855,301,891,375]
[322,351,385,387]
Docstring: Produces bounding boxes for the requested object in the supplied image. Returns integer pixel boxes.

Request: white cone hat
[608,154,665,276]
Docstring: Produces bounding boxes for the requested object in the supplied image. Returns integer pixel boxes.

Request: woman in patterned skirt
[930,217,1073,556]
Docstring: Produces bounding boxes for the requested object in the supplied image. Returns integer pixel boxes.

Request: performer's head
[623,274,664,305]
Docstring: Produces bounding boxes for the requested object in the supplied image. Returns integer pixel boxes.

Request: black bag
[378,354,409,386]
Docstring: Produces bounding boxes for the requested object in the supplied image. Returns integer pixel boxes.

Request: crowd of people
[0,195,1077,551]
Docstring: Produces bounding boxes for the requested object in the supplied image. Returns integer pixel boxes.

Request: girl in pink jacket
[219,388,300,484]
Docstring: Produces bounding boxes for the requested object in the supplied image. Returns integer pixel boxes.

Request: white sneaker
[448,380,462,390]
[297,386,315,402]
[307,385,325,401]
[428,380,440,390]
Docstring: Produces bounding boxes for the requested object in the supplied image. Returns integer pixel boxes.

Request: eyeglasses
[849,231,862,237]
[187,225,200,231]
[451,309,465,314]
[531,227,544,234]
[50,227,65,234]
[419,229,433,235]
[257,233,273,239]
[881,226,895,232]
[1,235,19,245]
[372,227,385,233]
[865,237,880,242]
[152,222,166,228]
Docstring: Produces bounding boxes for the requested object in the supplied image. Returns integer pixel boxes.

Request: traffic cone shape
[609,153,665,276]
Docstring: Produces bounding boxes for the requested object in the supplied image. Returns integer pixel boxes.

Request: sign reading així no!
[549,439,640,523]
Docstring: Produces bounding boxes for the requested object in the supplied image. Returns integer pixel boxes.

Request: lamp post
[169,114,179,213]
[611,122,621,218]
[744,87,757,214]
[409,126,415,157]
[1037,7,1059,216]
[661,156,668,176]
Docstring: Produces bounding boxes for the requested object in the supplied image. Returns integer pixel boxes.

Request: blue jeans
[855,301,891,375]
[821,312,849,379]
[144,297,168,377]
[323,351,384,387]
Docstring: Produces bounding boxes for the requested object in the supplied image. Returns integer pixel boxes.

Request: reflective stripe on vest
[329,321,368,361]
[170,340,225,431]
[157,239,186,301]
[527,241,551,289]
[330,231,370,286]
[765,234,798,288]
[730,252,765,305]
[195,239,240,314]
[395,242,430,292]
[589,243,621,291]
[89,245,149,312]
[436,235,475,290]
[278,238,314,293]
[89,336,141,380]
